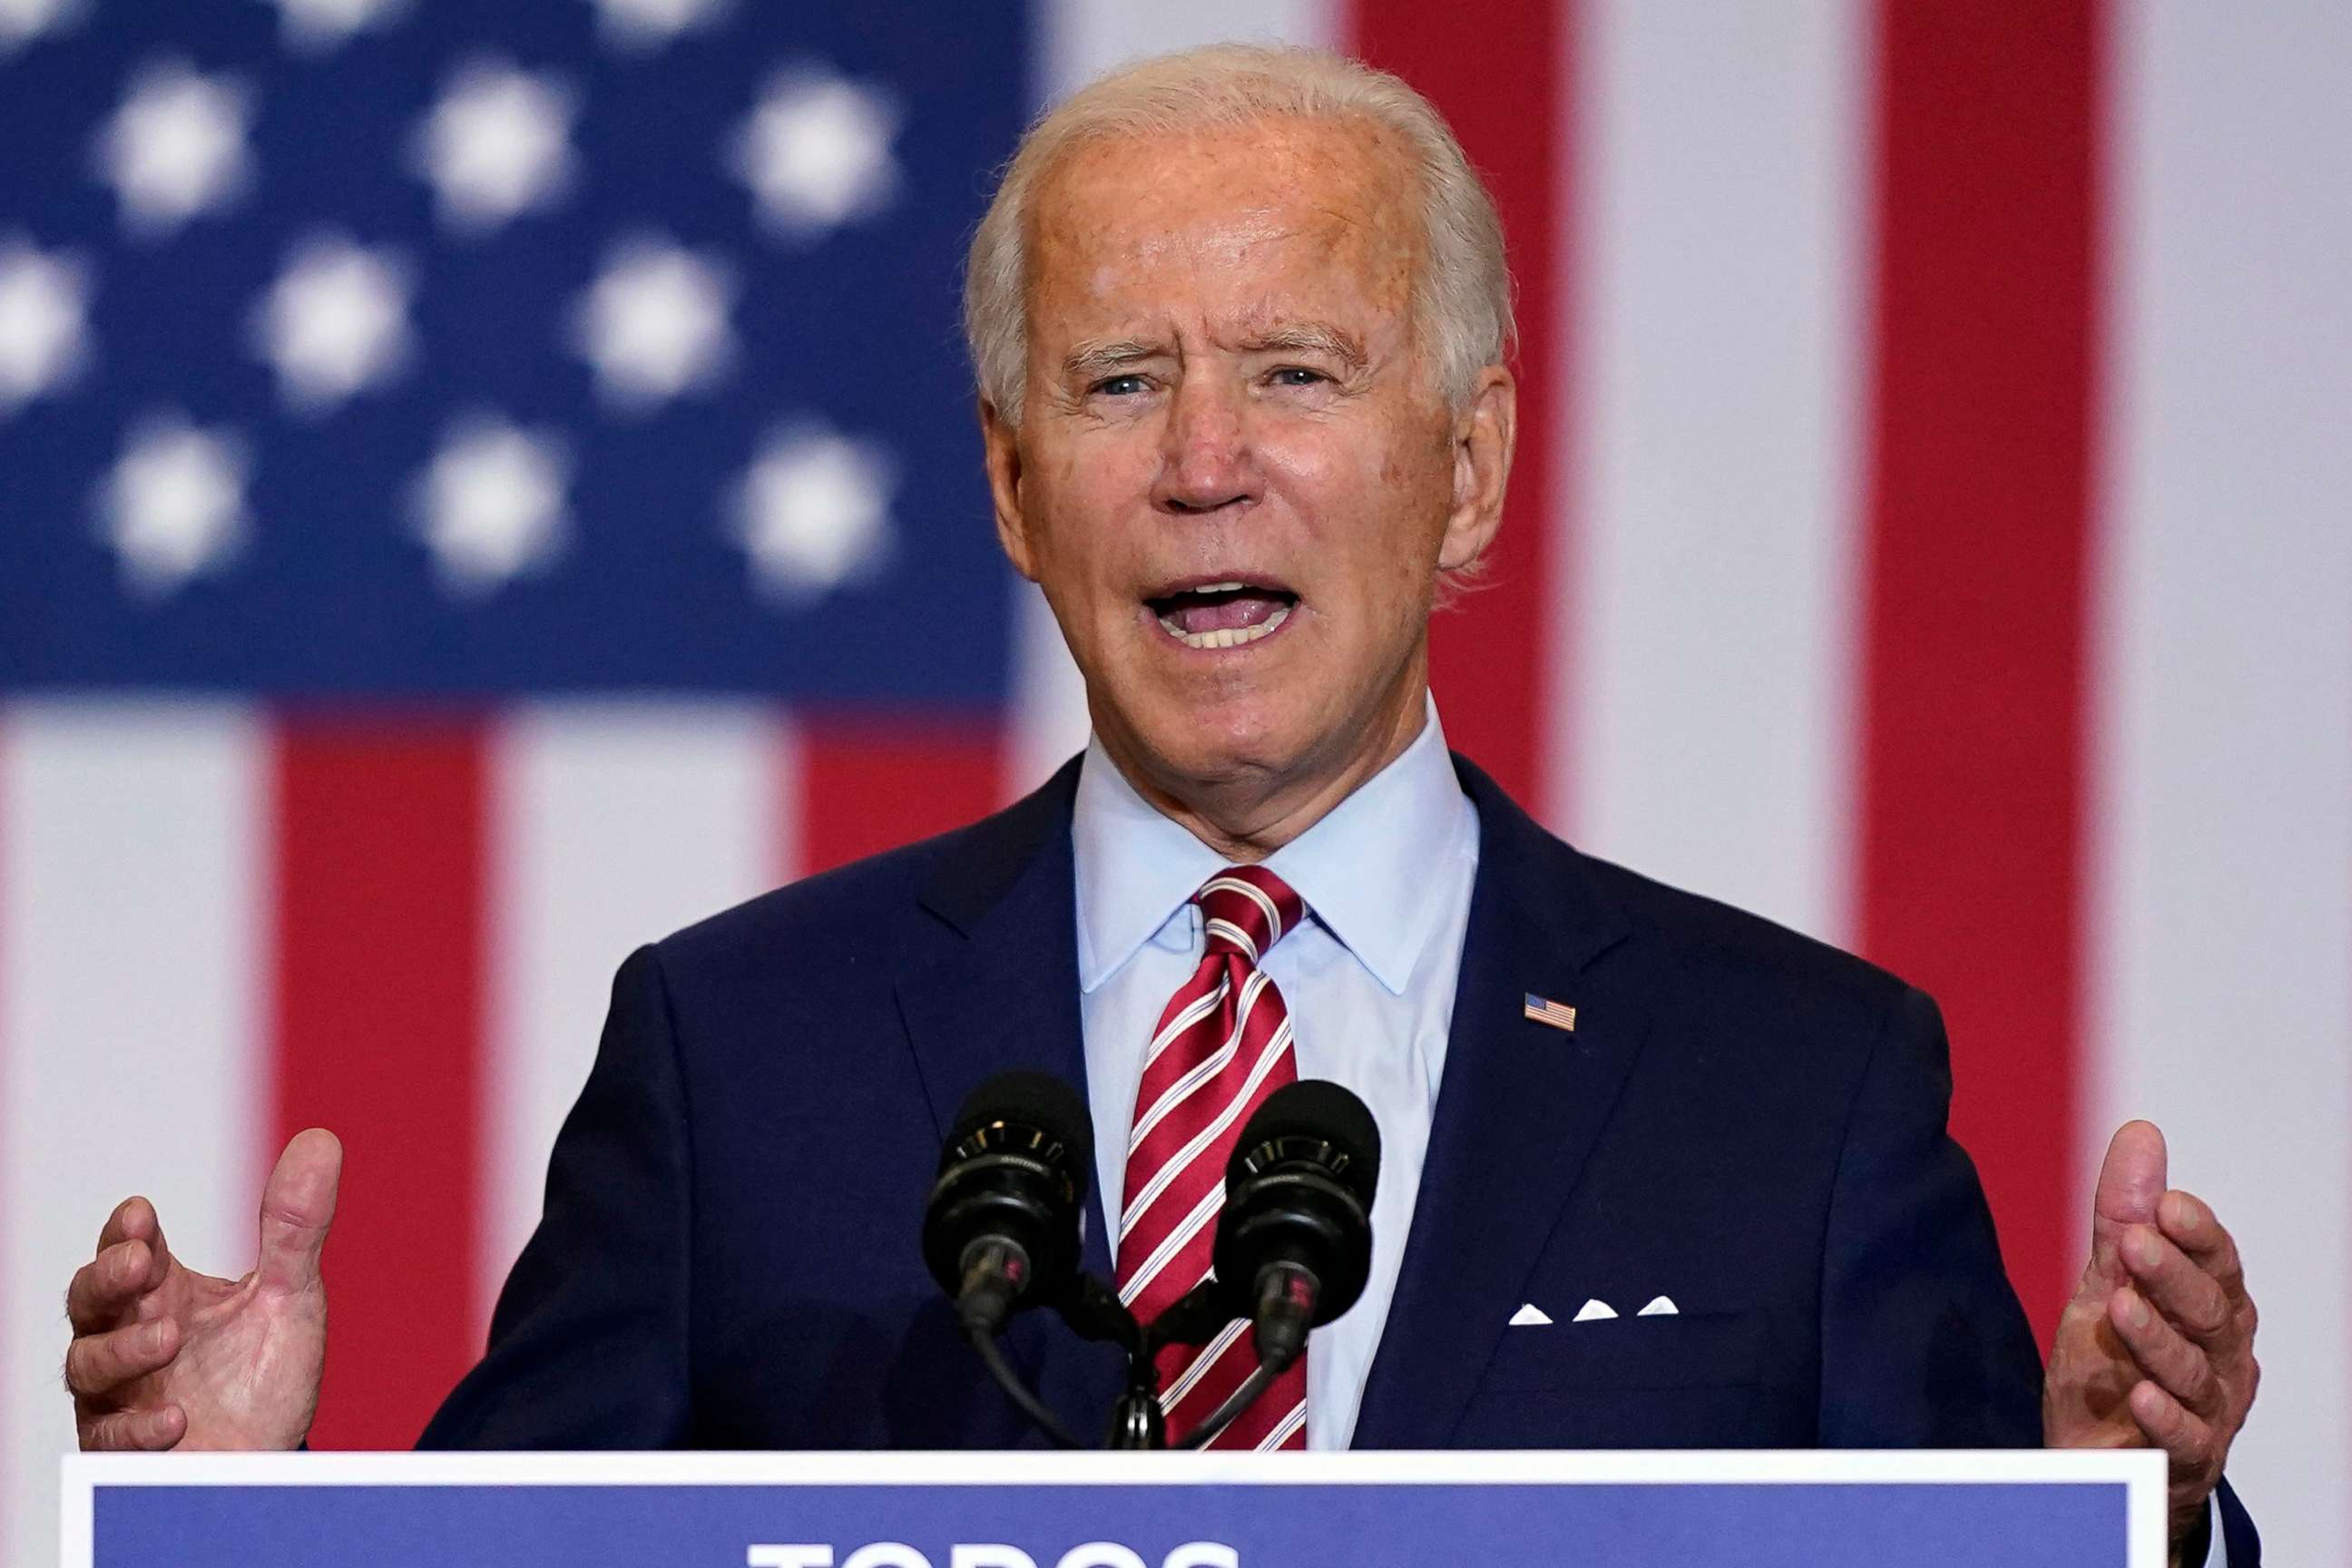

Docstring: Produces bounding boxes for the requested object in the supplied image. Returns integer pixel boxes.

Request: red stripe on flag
[791,716,1004,878]
[1857,0,2103,1339]
[270,718,487,1447]
[1346,0,1573,810]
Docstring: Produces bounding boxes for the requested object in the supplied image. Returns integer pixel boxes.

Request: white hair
[962,43,1515,427]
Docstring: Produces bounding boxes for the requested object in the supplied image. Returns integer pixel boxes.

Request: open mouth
[1145,580,1300,651]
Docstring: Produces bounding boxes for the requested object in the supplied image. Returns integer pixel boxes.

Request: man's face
[984,115,1512,821]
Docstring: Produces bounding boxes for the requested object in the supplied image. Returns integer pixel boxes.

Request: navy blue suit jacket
[420,754,2256,1561]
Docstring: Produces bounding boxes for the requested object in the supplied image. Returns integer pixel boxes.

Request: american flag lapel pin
[1523,993,1577,1034]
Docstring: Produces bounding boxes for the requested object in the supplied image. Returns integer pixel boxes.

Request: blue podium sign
[65,1451,2162,1568]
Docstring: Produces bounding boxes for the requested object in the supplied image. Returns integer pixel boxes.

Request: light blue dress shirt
[1073,701,1478,1451]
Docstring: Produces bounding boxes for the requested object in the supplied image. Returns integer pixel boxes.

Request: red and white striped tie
[1114,864,1309,1450]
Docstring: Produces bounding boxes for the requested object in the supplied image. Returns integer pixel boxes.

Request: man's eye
[1268,367,1328,387]
[1091,375,1148,397]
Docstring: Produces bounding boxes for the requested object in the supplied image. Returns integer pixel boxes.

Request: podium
[65,1450,2162,1566]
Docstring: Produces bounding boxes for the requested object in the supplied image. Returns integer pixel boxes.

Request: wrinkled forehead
[1024,117,1425,345]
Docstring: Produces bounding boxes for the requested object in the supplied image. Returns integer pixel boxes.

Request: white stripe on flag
[1004,591,1090,803]
[1556,0,1864,945]
[2084,4,2352,1558]
[1,702,267,1568]
[1039,0,1337,100]
[481,702,785,1333]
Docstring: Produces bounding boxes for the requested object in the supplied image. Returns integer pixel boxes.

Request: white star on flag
[250,234,414,415]
[92,60,253,238]
[568,235,735,412]
[0,237,90,414]
[590,0,727,54]
[730,423,896,601]
[0,0,85,53]
[410,415,572,597]
[264,0,406,54]
[729,68,900,239]
[409,58,577,234]
[93,413,250,598]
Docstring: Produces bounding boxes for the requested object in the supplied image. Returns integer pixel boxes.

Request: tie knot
[1193,865,1305,965]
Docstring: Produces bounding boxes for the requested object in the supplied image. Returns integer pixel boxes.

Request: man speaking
[61,43,2259,1564]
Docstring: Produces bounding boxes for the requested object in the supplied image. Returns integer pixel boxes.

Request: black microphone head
[1215,1078,1381,1333]
[946,1070,1093,1200]
[924,1070,1092,1318]
[1226,1079,1379,1207]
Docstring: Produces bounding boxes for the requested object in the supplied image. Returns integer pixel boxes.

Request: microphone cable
[964,1323,1083,1449]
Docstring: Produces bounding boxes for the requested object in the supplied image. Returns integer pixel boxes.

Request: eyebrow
[1060,339,1165,383]
[1238,324,1367,369]
[1058,324,1371,386]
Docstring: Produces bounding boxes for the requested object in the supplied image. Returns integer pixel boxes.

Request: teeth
[1159,602,1291,650]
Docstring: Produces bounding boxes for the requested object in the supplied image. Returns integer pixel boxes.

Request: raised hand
[2044,1121,2259,1562]
[65,1129,341,1452]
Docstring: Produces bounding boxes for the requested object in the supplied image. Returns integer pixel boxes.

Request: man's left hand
[2044,1121,2259,1564]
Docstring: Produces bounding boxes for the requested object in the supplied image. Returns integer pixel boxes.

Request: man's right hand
[66,1129,341,1451]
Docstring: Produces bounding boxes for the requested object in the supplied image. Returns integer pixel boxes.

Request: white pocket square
[1570,1298,1618,1322]
[1507,1303,1553,1327]
[1637,1295,1679,1317]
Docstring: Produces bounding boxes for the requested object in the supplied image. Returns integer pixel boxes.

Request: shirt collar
[1073,699,1471,996]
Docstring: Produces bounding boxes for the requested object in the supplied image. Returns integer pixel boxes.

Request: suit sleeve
[1819,986,2266,1561]
[417,944,695,1447]
[2217,1483,2260,1564]
[1818,983,2044,1446]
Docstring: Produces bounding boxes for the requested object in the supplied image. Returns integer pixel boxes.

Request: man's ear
[1436,365,1516,573]
[980,395,1040,583]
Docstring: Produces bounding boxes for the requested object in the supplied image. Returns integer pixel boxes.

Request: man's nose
[1152,375,1256,516]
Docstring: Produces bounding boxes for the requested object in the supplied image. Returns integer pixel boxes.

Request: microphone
[922,1071,1093,1339]
[1212,1079,1380,1375]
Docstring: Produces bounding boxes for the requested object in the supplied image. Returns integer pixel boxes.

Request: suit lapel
[895,755,1115,1281]
[892,758,1124,1428]
[1352,758,1649,1447]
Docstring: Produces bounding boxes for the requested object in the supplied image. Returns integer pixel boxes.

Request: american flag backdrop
[1,0,2345,1561]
